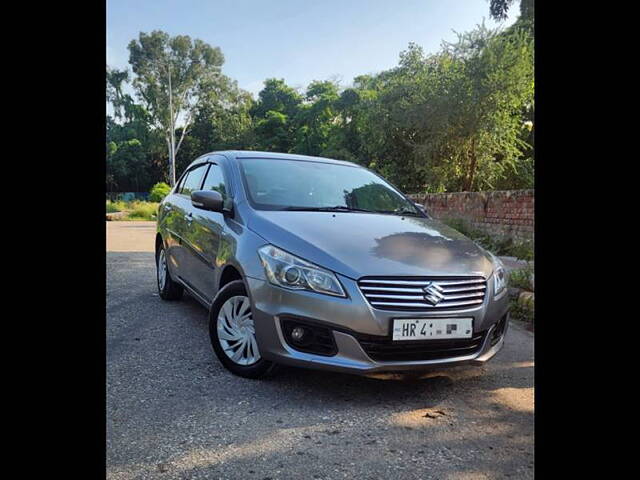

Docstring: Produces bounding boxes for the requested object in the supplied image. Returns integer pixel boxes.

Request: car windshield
[238,158,420,215]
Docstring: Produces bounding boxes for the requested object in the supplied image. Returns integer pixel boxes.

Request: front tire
[156,243,183,301]
[209,280,276,379]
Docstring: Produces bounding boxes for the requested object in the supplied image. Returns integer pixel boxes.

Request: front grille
[355,331,486,362]
[358,276,487,311]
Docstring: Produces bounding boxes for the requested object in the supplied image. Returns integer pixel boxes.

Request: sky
[107,0,517,99]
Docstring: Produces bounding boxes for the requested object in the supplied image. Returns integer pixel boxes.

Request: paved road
[107,222,534,480]
[107,221,157,252]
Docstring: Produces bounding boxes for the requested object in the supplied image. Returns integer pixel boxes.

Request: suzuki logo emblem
[423,282,445,305]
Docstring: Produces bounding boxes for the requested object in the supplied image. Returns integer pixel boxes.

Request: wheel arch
[155,233,164,259]
[218,264,244,291]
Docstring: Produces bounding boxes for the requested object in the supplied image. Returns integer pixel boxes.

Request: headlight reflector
[258,245,346,297]
[493,257,507,297]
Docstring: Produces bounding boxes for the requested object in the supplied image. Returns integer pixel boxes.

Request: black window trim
[172,153,235,200]
[175,162,208,198]
[200,158,231,199]
[206,154,235,199]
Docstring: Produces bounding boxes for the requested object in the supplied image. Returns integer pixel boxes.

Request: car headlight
[257,245,346,297]
[492,257,507,297]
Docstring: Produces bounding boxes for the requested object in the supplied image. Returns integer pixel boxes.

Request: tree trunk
[167,63,177,186]
[464,139,478,191]
[170,134,176,186]
[165,136,174,187]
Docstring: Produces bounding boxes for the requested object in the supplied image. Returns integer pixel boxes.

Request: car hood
[247,210,495,279]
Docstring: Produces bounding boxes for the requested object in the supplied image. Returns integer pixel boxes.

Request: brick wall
[408,190,534,242]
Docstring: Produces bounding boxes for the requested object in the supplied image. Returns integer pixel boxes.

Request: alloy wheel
[158,249,167,290]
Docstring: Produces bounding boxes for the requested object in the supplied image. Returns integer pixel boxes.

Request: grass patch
[106,200,121,213]
[442,217,534,261]
[509,265,534,291]
[106,200,159,221]
[127,201,159,220]
[507,265,534,325]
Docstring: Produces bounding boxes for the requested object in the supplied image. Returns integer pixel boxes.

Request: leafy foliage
[106,200,121,213]
[489,0,516,21]
[107,14,534,195]
[509,295,534,323]
[352,25,534,192]
[490,0,534,35]
[250,78,302,153]
[127,201,159,221]
[149,182,171,202]
[106,200,160,221]
[509,264,534,291]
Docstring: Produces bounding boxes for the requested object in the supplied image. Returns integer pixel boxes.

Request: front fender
[216,219,269,286]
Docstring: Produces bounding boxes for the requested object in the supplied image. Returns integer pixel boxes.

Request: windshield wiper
[281,205,375,213]
[281,205,421,216]
[391,208,422,217]
[359,208,422,217]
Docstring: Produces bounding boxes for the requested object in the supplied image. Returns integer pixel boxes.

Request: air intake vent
[354,331,487,362]
[358,276,487,311]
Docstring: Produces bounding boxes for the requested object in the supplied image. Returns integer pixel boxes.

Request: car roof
[203,150,360,168]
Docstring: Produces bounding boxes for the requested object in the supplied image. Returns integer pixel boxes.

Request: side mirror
[191,190,224,212]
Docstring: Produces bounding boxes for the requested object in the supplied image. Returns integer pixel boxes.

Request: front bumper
[246,273,509,375]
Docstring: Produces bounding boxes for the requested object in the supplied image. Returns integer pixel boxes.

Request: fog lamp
[291,327,306,342]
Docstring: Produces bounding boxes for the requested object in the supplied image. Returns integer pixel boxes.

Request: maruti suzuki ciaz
[156,151,509,378]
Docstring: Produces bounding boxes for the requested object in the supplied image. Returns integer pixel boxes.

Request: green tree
[356,25,533,192]
[108,18,534,195]
[324,76,380,164]
[251,79,302,152]
[106,67,131,121]
[489,0,534,31]
[149,182,171,202]
[254,111,291,152]
[127,30,225,185]
[186,76,254,154]
[439,25,533,190]
[251,78,301,119]
[488,0,517,21]
[293,80,340,156]
[107,138,150,192]
[106,68,167,192]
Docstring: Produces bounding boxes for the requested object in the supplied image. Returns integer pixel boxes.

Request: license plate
[392,318,473,341]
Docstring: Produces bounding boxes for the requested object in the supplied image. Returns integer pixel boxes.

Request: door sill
[176,276,212,309]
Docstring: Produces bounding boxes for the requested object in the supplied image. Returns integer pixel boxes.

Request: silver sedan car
[156,151,509,378]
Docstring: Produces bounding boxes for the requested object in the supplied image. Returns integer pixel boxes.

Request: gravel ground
[107,224,534,480]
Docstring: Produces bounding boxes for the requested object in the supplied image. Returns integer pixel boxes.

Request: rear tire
[209,280,277,379]
[156,243,183,301]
